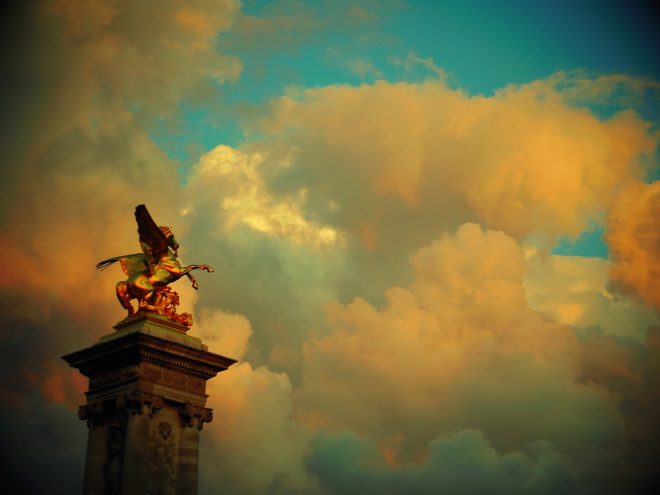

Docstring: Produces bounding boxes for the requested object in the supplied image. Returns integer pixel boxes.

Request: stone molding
[78,393,213,430]
[63,331,235,383]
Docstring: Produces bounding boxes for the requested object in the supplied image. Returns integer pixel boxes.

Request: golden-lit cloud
[1,0,244,322]
[249,77,655,243]
[185,145,343,248]
[201,363,312,494]
[50,0,242,109]
[196,308,253,361]
[178,73,657,492]
[524,253,657,341]
[544,70,660,110]
[606,181,660,309]
[0,0,244,414]
[296,225,622,469]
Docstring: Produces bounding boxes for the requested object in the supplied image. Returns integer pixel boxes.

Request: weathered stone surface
[63,314,236,495]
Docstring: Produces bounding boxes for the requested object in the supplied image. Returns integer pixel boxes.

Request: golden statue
[96,204,213,327]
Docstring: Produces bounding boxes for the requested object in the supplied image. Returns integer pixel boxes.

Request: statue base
[63,314,236,495]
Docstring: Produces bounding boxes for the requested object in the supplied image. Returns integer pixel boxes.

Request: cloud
[184,145,343,248]
[325,48,384,80]
[389,52,449,81]
[524,253,658,341]
[0,3,246,491]
[247,76,656,246]
[308,429,581,495]
[219,1,378,55]
[606,181,660,309]
[50,0,242,109]
[195,307,253,361]
[296,224,628,490]
[544,70,660,113]
[0,395,86,494]
[0,0,244,325]
[201,362,311,495]
[575,326,660,490]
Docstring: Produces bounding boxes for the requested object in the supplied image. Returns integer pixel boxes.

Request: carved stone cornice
[63,331,235,382]
[138,347,223,380]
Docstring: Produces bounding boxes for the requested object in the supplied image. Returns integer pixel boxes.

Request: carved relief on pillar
[179,404,213,430]
[147,421,177,495]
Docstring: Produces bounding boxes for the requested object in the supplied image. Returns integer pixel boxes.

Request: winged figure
[96,204,213,326]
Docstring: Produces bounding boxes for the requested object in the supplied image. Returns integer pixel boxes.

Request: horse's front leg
[181,264,214,274]
[186,272,198,290]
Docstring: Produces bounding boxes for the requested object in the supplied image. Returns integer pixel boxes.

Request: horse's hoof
[208,267,214,272]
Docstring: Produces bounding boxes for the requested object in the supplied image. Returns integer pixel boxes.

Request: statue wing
[135,204,168,265]
[96,254,148,276]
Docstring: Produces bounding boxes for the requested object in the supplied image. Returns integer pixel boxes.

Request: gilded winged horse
[96,204,213,318]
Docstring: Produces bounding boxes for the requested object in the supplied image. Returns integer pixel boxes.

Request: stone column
[63,314,236,495]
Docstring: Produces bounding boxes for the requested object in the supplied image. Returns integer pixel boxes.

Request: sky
[0,0,659,493]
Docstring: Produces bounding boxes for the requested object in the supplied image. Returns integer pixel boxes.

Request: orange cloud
[248,77,655,244]
[296,225,621,466]
[524,253,657,341]
[606,181,660,309]
[184,145,343,248]
[201,363,311,494]
[0,1,245,426]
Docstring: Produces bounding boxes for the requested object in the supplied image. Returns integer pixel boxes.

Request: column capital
[179,404,214,430]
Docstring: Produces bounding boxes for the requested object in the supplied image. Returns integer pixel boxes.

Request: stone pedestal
[63,314,236,495]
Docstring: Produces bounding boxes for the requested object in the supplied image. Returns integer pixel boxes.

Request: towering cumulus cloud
[606,181,660,309]
[1,1,658,494]
[296,225,625,494]
[190,75,657,492]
